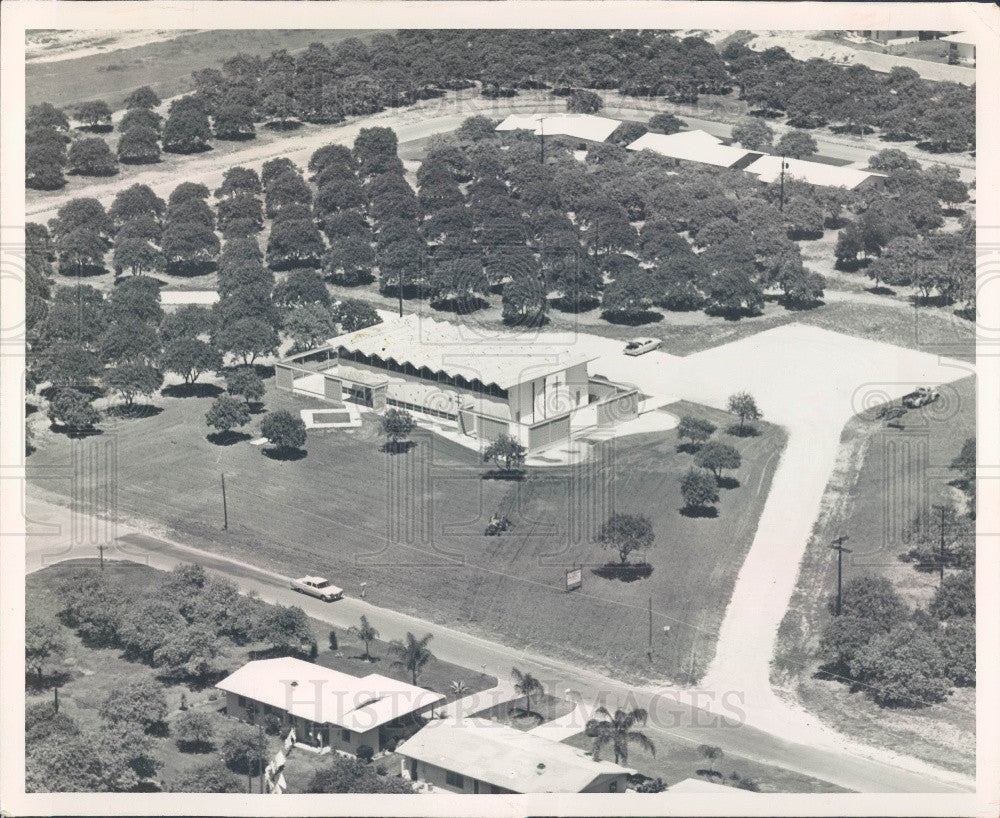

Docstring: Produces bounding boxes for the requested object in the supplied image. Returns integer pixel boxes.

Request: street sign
[565,566,583,592]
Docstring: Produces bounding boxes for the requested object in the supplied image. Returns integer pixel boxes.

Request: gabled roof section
[743,155,883,189]
[496,113,622,142]
[626,130,755,168]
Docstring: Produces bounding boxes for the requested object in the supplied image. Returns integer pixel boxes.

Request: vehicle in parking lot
[624,337,661,356]
[902,386,940,408]
[290,576,344,601]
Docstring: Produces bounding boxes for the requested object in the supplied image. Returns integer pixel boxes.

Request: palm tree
[350,615,378,662]
[389,632,434,685]
[588,706,655,766]
[511,667,544,715]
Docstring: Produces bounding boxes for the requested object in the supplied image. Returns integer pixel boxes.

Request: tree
[120,107,163,135]
[213,103,256,141]
[221,723,268,775]
[351,615,379,662]
[483,433,527,472]
[68,136,118,176]
[216,166,262,199]
[380,408,415,451]
[112,238,164,277]
[596,513,654,565]
[161,337,221,385]
[109,183,165,228]
[99,676,169,731]
[588,706,655,765]
[850,622,951,708]
[174,710,215,752]
[930,571,975,621]
[28,102,70,132]
[117,126,161,164]
[775,129,818,159]
[48,388,100,433]
[56,228,106,276]
[104,363,163,409]
[205,394,251,436]
[306,755,414,794]
[283,303,337,352]
[26,126,68,189]
[272,268,329,306]
[260,409,306,452]
[125,86,160,110]
[698,744,723,775]
[935,616,975,687]
[76,100,112,129]
[172,761,244,793]
[25,613,66,685]
[567,89,603,114]
[868,149,922,173]
[680,467,719,510]
[951,437,976,488]
[819,575,908,672]
[731,118,773,151]
[215,317,278,365]
[389,631,434,686]
[225,366,265,405]
[265,170,313,218]
[511,667,544,714]
[677,415,716,449]
[162,107,212,153]
[51,196,111,240]
[695,440,742,481]
[647,112,686,134]
[161,221,220,274]
[160,304,213,344]
[726,391,761,434]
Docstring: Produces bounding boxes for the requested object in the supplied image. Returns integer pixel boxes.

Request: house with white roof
[216,657,446,755]
[276,314,640,452]
[626,130,757,169]
[742,155,883,190]
[495,113,622,143]
[396,717,636,794]
[940,31,976,65]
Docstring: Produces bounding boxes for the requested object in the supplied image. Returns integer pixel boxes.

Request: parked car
[624,337,660,356]
[902,387,939,409]
[290,576,344,601]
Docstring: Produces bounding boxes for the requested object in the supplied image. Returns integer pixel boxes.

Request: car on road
[624,337,661,356]
[902,386,940,409]
[290,576,344,601]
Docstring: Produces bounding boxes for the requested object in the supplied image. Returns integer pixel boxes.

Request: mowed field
[26,30,380,111]
[27,385,785,685]
[773,374,976,775]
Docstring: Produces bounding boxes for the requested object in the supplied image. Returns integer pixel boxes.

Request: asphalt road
[24,492,974,794]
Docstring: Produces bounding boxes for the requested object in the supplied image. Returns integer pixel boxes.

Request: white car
[624,337,661,356]
[290,576,344,602]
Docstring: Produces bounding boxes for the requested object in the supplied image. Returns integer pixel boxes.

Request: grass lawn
[312,635,496,705]
[561,731,849,793]
[772,374,976,776]
[28,383,785,685]
[471,693,576,731]
[27,30,380,111]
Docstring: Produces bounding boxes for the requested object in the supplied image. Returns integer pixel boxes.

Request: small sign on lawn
[565,566,583,592]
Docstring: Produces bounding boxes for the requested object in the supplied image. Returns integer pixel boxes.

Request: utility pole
[539,116,546,164]
[398,272,404,317]
[98,544,105,571]
[647,596,653,663]
[54,687,59,713]
[221,474,229,530]
[259,725,266,793]
[931,503,949,584]
[830,534,851,616]
[779,154,788,212]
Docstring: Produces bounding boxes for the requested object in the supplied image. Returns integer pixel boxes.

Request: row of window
[338,348,508,399]
[385,397,457,421]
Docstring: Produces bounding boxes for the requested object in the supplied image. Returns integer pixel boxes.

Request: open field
[26,30,380,111]
[27,380,786,685]
[772,374,976,775]
[561,731,849,793]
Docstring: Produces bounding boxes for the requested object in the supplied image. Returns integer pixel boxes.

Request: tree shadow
[676,442,702,454]
[49,423,103,439]
[592,562,653,582]
[58,263,107,278]
[165,259,216,276]
[251,364,275,380]
[726,424,759,438]
[118,155,162,166]
[716,475,741,490]
[953,306,975,322]
[145,720,171,738]
[481,469,526,481]
[600,309,664,326]
[264,120,303,131]
[76,123,114,134]
[834,258,869,273]
[263,446,307,461]
[176,738,215,754]
[207,430,251,446]
[782,297,824,312]
[162,382,224,399]
[866,285,896,296]
[430,295,490,315]
[106,404,164,420]
[247,400,267,415]
[25,669,71,693]
[680,505,719,519]
[911,293,953,309]
[502,312,551,329]
[704,305,762,321]
[696,769,724,780]
[551,295,600,313]
[381,440,417,455]
[507,707,544,725]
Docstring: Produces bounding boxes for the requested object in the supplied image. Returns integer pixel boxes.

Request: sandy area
[26,29,190,64]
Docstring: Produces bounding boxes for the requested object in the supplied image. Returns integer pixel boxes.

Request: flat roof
[496,113,622,143]
[668,777,749,793]
[626,130,755,168]
[329,315,595,390]
[396,717,635,793]
[216,657,445,732]
[743,155,882,189]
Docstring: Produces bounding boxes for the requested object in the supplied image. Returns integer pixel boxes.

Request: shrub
[356,744,375,763]
[174,710,214,752]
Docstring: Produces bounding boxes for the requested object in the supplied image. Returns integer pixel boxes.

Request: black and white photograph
[1,2,997,815]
